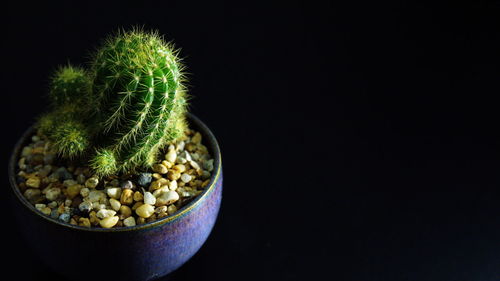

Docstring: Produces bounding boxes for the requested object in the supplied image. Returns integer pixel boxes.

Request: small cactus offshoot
[36,28,188,176]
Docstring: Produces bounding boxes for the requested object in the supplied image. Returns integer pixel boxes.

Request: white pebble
[143,192,156,205]
[156,190,179,206]
[106,187,122,199]
[169,180,177,191]
[35,204,46,210]
[180,173,192,183]
[96,209,117,219]
[167,204,177,215]
[88,190,106,202]
[109,198,121,211]
[79,201,93,212]
[85,177,99,188]
[123,216,136,227]
[165,149,177,163]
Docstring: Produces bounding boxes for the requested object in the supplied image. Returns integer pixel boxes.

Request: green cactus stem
[49,65,90,106]
[88,29,188,175]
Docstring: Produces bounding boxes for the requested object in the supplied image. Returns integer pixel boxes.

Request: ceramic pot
[8,113,222,281]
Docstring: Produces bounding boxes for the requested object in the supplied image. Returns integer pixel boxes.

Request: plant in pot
[8,29,222,280]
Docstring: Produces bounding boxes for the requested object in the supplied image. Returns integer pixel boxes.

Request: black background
[3,1,500,280]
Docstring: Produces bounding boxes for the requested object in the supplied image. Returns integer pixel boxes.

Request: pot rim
[8,113,222,232]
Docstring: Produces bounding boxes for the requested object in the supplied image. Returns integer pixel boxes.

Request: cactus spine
[37,29,188,176]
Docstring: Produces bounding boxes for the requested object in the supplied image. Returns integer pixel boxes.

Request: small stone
[93,203,107,211]
[176,141,185,152]
[58,213,71,223]
[155,206,168,214]
[156,190,179,206]
[99,216,119,228]
[167,204,177,215]
[76,174,86,184]
[120,189,134,205]
[38,165,52,178]
[35,203,46,210]
[32,135,40,142]
[123,216,136,227]
[106,187,122,199]
[137,217,146,225]
[89,211,99,226]
[64,199,72,207]
[152,186,169,197]
[131,202,143,211]
[173,164,186,173]
[202,179,210,188]
[48,201,58,208]
[204,159,214,172]
[78,217,91,227]
[191,132,202,144]
[137,173,152,187]
[21,146,32,157]
[185,143,196,152]
[66,184,82,199]
[136,204,155,218]
[85,177,99,188]
[88,190,106,202]
[165,149,177,163]
[109,198,121,211]
[152,173,162,180]
[109,179,120,187]
[152,163,168,174]
[143,192,156,205]
[189,160,201,171]
[26,177,41,188]
[119,205,132,219]
[161,160,173,169]
[63,179,78,187]
[70,218,77,225]
[166,170,181,181]
[149,178,168,191]
[169,180,178,191]
[96,209,117,219]
[184,151,193,162]
[180,173,192,183]
[41,207,52,216]
[56,167,73,181]
[50,209,59,219]
[201,170,211,180]
[45,187,61,201]
[121,180,133,189]
[133,191,144,202]
[80,187,90,197]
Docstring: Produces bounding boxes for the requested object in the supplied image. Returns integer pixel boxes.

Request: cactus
[36,28,188,176]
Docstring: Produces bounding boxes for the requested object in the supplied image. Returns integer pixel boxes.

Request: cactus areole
[37,29,189,177]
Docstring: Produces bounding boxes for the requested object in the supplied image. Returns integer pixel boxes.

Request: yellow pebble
[99,216,119,228]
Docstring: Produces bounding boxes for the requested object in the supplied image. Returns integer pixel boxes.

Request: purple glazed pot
[8,113,222,281]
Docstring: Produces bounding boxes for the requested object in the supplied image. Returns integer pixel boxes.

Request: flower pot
[8,113,222,281]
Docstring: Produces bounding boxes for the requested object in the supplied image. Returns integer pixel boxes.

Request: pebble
[119,205,132,219]
[204,159,214,172]
[64,199,72,207]
[35,204,46,210]
[137,173,152,187]
[167,204,177,215]
[50,209,59,219]
[38,165,52,178]
[48,201,58,208]
[191,132,202,144]
[76,174,86,184]
[26,177,41,188]
[180,173,192,183]
[59,213,71,223]
[156,190,179,206]
[161,160,172,169]
[169,180,178,191]
[43,153,56,165]
[155,206,167,214]
[143,192,156,205]
[173,164,186,173]
[21,146,32,157]
[123,216,136,227]
[99,216,119,228]
[96,209,117,219]
[78,201,93,213]
[167,170,181,181]
[46,187,61,201]
[165,149,177,163]
[85,177,99,188]
[56,167,73,181]
[149,178,168,191]
[66,184,82,199]
[121,180,133,189]
[88,190,106,203]
[133,191,144,201]
[120,189,133,205]
[109,198,121,211]
[176,141,185,152]
[152,163,168,174]
[106,187,122,199]
[63,179,78,187]
[132,202,143,211]
[80,187,90,197]
[78,217,91,227]
[41,207,52,215]
[136,204,155,218]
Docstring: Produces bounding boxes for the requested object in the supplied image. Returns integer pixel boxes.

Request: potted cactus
[8,29,222,280]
